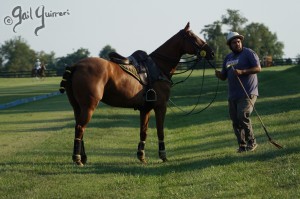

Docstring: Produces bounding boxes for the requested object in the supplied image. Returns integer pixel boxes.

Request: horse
[32,64,46,78]
[59,22,214,166]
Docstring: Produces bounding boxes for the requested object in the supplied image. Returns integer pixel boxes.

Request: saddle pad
[119,64,142,83]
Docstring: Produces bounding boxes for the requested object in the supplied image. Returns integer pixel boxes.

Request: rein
[168,58,220,116]
[151,28,218,116]
[173,56,199,75]
[171,57,199,86]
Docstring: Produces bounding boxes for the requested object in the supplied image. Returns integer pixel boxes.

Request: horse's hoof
[72,154,84,166]
[137,156,147,164]
[81,155,87,165]
[137,150,146,164]
[74,161,84,167]
[138,157,147,164]
[139,159,147,164]
[159,151,167,162]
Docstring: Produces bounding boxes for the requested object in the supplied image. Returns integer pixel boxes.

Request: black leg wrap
[138,141,145,151]
[73,139,82,155]
[80,140,87,164]
[159,141,167,162]
[72,139,83,166]
[159,141,165,151]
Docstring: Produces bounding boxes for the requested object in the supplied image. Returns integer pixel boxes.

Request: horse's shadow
[2,144,296,176]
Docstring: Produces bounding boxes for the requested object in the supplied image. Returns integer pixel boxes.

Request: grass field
[0,65,299,199]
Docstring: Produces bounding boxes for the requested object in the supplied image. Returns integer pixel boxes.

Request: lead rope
[171,58,199,87]
[168,59,220,116]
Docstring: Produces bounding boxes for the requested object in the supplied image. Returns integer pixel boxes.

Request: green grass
[0,65,299,199]
[0,77,61,104]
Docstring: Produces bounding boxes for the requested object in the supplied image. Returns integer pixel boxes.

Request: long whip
[231,65,283,149]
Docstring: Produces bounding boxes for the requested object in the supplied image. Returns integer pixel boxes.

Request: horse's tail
[59,66,73,93]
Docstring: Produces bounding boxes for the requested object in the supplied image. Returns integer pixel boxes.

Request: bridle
[180,29,212,61]
[150,28,219,116]
[150,29,212,65]
[166,30,219,116]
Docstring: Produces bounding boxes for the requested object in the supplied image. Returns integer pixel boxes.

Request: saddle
[109,52,131,65]
[109,50,161,101]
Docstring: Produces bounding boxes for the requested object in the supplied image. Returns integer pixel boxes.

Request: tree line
[0,9,298,73]
[201,9,285,62]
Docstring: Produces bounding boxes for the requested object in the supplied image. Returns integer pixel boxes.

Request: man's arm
[234,65,261,76]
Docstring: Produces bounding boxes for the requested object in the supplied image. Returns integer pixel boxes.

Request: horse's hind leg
[72,100,98,166]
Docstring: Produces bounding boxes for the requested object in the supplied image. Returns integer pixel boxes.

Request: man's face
[229,38,243,53]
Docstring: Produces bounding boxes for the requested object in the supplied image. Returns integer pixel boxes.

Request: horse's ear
[184,22,190,32]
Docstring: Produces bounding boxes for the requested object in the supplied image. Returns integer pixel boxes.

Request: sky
[1,0,299,59]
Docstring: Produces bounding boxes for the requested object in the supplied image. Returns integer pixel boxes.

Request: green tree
[36,50,56,70]
[201,21,229,62]
[99,45,116,60]
[296,54,300,64]
[221,9,248,32]
[0,36,36,72]
[201,9,284,61]
[243,23,284,58]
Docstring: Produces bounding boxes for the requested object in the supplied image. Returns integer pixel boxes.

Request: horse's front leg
[154,105,167,162]
[137,110,150,163]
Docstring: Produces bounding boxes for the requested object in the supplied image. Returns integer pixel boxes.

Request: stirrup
[146,89,157,101]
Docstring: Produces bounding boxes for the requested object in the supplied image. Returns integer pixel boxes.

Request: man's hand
[234,69,243,76]
[215,70,226,81]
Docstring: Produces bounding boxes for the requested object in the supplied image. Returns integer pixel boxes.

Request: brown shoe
[247,143,258,151]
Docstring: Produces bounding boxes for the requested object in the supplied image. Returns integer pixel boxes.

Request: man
[34,59,41,70]
[215,32,261,153]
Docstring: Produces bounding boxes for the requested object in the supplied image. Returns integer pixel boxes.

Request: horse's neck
[151,32,184,77]
[150,47,181,78]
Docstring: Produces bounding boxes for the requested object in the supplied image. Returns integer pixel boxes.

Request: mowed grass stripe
[0,77,62,104]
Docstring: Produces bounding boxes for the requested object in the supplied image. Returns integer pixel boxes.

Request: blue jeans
[228,95,257,147]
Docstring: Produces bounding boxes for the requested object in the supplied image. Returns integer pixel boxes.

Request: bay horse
[59,22,214,166]
[31,64,46,78]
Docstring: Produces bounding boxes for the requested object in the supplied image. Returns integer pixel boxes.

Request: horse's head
[150,22,215,77]
[180,22,214,60]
